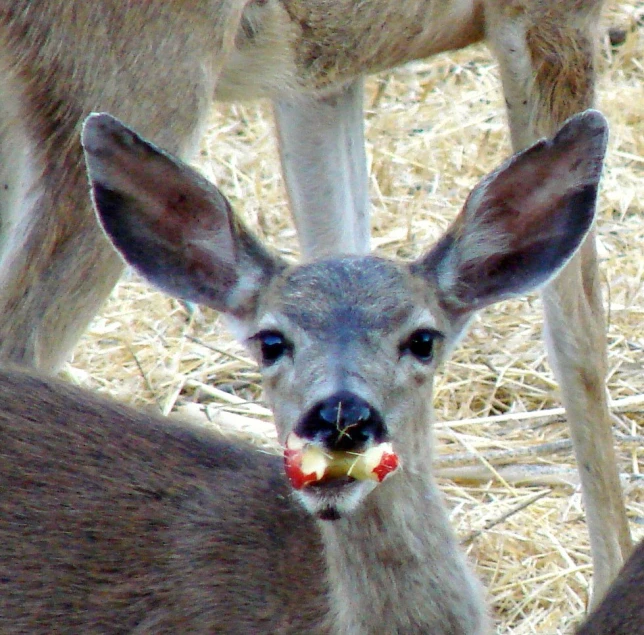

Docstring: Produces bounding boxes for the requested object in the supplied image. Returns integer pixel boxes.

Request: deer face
[236,255,457,516]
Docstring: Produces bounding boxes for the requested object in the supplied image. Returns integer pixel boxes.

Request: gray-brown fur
[0,367,328,634]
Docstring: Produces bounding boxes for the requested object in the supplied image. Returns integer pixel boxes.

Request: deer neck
[317,413,488,634]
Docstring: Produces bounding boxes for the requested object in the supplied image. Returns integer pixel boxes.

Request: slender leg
[484,0,631,602]
[542,237,631,600]
[273,79,370,259]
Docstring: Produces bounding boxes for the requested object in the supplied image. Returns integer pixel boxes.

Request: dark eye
[402,329,440,362]
[255,331,290,366]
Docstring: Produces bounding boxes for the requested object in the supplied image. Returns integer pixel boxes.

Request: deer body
[0,0,629,604]
[215,0,484,99]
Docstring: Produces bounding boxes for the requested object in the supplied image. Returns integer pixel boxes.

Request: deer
[0,109,607,632]
[0,0,628,603]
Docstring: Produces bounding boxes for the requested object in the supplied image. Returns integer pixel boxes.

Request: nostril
[297,391,386,452]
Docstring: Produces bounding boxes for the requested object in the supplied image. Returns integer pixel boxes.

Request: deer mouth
[283,433,400,518]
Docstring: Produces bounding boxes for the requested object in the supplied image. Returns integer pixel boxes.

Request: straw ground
[64,2,644,632]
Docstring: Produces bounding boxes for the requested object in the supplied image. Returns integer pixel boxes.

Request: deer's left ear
[411,110,607,317]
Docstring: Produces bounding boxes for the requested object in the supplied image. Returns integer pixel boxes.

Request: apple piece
[355,443,399,482]
[284,443,330,490]
[283,433,400,489]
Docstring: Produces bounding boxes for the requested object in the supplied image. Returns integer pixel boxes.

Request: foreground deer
[0,111,606,631]
[0,2,629,599]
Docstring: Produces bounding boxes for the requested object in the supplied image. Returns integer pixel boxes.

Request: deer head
[82,110,606,519]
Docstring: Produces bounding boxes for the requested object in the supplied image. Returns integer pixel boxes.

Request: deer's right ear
[411,110,607,319]
[82,113,285,323]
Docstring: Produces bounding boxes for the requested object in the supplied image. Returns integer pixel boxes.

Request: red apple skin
[371,451,399,482]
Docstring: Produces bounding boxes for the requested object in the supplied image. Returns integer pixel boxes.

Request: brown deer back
[0,368,327,634]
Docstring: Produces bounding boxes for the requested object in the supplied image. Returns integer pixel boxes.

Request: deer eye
[255,331,291,366]
[401,329,441,362]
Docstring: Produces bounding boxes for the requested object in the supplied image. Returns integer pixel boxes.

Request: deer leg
[484,0,631,602]
[273,78,370,259]
[542,237,631,601]
[0,166,125,373]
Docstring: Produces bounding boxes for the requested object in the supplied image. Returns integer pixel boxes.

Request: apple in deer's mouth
[283,433,400,519]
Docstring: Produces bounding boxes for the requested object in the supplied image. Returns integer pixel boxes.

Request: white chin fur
[295,480,377,519]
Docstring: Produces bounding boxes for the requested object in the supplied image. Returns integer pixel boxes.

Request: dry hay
[64,2,644,632]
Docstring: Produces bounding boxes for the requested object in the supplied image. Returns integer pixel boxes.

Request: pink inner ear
[473,135,601,246]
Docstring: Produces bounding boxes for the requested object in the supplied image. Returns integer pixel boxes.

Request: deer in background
[0,110,606,633]
[0,0,628,602]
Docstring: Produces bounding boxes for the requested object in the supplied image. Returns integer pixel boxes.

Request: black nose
[296,390,386,451]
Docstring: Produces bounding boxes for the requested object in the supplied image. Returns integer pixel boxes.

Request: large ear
[82,113,285,321]
[411,109,607,316]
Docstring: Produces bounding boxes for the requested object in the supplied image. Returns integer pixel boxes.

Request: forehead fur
[266,256,418,335]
